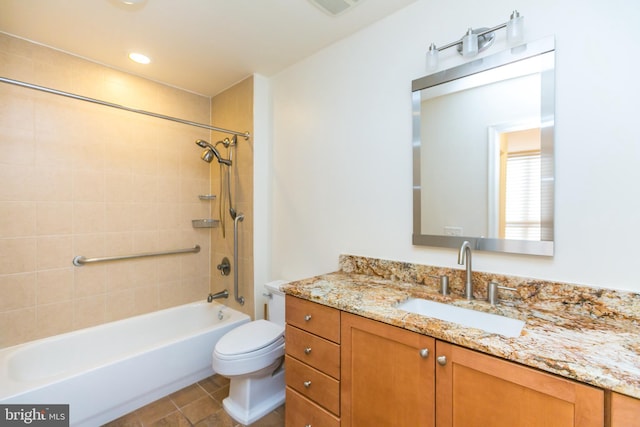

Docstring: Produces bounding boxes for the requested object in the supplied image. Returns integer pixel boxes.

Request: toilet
[211,280,287,425]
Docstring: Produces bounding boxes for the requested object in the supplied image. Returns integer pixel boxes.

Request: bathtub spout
[207,290,229,302]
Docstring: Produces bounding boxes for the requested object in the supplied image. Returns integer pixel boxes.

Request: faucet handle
[429,275,449,295]
[487,281,517,305]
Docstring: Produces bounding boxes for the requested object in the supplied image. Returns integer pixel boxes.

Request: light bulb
[462,28,478,58]
[507,10,524,46]
[129,52,151,64]
[426,43,439,72]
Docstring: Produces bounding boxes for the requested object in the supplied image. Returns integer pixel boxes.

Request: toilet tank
[264,280,287,326]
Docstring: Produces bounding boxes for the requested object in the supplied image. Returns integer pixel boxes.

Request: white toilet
[212,280,287,425]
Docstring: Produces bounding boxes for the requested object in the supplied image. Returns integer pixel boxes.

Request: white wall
[267,0,640,292]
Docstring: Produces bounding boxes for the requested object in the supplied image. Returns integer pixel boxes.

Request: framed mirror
[412,37,555,256]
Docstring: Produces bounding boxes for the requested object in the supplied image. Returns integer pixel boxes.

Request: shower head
[195,139,210,149]
[201,149,214,163]
[194,139,232,166]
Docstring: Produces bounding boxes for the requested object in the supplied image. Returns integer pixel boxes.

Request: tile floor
[102,374,285,427]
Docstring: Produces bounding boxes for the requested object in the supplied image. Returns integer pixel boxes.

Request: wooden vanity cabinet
[609,392,640,427]
[340,312,604,427]
[435,341,604,427]
[341,312,436,427]
[285,295,341,426]
[287,297,613,427]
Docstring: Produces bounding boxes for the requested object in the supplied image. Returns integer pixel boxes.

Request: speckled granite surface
[282,255,640,399]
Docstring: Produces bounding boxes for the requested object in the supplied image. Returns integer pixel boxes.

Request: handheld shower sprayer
[195,139,232,166]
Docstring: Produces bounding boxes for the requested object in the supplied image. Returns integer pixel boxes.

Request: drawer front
[286,325,340,379]
[286,387,340,427]
[286,295,340,343]
[286,355,340,416]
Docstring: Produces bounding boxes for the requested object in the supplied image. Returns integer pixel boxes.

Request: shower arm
[233,214,245,305]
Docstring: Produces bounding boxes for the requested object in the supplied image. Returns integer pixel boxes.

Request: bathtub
[0,301,250,426]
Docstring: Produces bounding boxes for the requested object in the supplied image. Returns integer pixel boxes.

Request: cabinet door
[435,341,604,427]
[610,392,640,427]
[341,312,435,427]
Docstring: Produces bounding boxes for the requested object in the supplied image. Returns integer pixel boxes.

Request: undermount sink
[397,298,525,338]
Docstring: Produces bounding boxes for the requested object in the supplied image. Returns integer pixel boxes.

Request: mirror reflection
[412,37,555,256]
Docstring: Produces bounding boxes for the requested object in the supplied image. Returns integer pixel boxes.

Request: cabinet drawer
[286,325,340,379]
[286,355,340,416]
[286,295,340,343]
[286,387,340,427]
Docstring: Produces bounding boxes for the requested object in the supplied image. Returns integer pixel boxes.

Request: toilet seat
[215,320,284,357]
[212,320,285,376]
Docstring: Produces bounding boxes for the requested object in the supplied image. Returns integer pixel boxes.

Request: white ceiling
[0,0,416,96]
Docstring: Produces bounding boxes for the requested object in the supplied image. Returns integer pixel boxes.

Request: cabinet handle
[303,380,312,388]
[437,355,447,366]
[305,425,312,427]
[304,314,312,321]
[419,348,429,358]
[304,347,312,355]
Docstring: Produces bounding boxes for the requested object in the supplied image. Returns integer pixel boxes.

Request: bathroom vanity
[283,255,640,427]
[285,296,341,426]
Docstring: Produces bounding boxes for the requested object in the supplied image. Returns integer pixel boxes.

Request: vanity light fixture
[425,10,524,72]
[129,52,151,64]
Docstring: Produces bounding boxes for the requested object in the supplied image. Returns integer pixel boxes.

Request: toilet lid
[216,320,285,356]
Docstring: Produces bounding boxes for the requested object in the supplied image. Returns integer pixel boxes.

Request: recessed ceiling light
[129,52,151,64]
[121,0,144,4]
[308,0,362,16]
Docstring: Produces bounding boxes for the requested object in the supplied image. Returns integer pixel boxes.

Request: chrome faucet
[207,289,229,303]
[457,241,474,300]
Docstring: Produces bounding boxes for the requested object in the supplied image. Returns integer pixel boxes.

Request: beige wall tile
[33,167,73,202]
[133,286,159,315]
[0,86,35,132]
[0,126,35,166]
[37,268,73,305]
[105,172,134,203]
[130,202,158,231]
[73,264,106,298]
[106,262,136,293]
[107,289,136,321]
[73,169,105,202]
[36,301,74,339]
[132,174,159,203]
[0,307,37,347]
[0,238,37,274]
[0,164,37,201]
[105,203,134,232]
[0,202,36,238]
[36,236,72,270]
[36,202,73,236]
[73,295,106,329]
[0,273,36,311]
[157,257,182,284]
[73,202,106,234]
[157,280,182,309]
[0,33,218,348]
[210,77,254,318]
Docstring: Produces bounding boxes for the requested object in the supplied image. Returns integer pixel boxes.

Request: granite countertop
[282,257,640,399]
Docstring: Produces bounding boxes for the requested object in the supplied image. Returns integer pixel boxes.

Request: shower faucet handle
[217,257,231,276]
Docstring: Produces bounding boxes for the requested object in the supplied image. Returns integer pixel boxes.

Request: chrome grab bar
[73,245,200,266]
[233,214,245,305]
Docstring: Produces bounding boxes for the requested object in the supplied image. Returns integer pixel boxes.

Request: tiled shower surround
[0,32,219,347]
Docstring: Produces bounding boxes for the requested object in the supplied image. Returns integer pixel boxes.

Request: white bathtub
[0,301,250,426]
